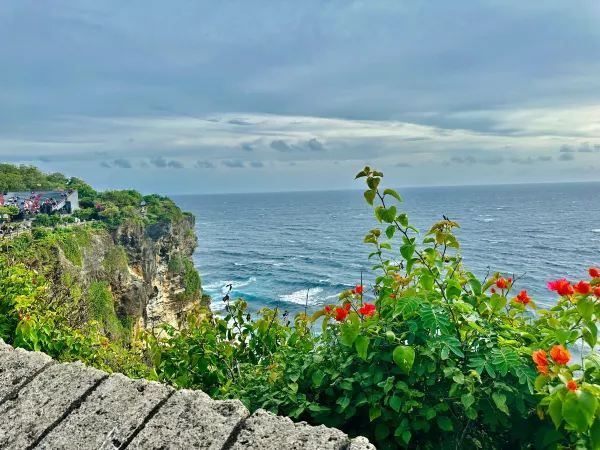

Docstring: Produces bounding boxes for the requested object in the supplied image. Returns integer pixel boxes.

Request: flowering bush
[2,167,599,448]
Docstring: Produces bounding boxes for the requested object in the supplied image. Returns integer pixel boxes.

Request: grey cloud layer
[0,1,599,192]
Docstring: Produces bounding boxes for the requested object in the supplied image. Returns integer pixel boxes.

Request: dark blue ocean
[173,182,600,315]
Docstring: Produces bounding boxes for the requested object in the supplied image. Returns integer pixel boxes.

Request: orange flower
[573,281,592,295]
[532,349,548,367]
[389,293,396,299]
[536,364,549,375]
[550,345,570,365]
[335,307,349,321]
[566,380,577,392]
[496,278,508,289]
[358,303,376,317]
[589,267,600,278]
[595,286,600,298]
[515,290,531,305]
[547,279,574,296]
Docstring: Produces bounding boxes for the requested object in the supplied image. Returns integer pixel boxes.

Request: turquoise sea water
[173,182,600,315]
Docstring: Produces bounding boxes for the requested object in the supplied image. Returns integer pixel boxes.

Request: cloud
[509,155,553,165]
[448,155,504,166]
[195,160,215,169]
[270,138,326,153]
[241,142,255,152]
[560,145,575,153]
[113,158,133,169]
[249,161,264,168]
[150,156,184,169]
[559,153,575,161]
[222,159,245,168]
[228,119,253,126]
[99,158,133,169]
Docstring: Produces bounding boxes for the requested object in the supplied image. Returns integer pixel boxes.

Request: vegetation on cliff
[0,163,187,227]
[1,166,599,449]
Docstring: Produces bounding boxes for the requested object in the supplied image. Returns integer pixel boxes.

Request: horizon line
[167,179,600,197]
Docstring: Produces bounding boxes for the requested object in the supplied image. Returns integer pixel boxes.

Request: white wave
[278,287,323,305]
[203,277,257,294]
[592,229,600,233]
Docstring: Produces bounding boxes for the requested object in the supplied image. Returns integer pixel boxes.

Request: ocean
[173,182,600,315]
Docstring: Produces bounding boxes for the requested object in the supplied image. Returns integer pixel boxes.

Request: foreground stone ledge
[0,341,53,402]
[0,340,375,449]
[231,409,352,450]
[0,359,106,449]
[37,373,173,450]
[127,389,249,449]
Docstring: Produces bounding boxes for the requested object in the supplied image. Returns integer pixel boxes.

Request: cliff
[46,216,204,336]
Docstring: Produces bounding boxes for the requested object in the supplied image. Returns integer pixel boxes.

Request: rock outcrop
[53,216,203,333]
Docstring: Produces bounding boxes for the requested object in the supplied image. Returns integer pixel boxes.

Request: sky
[1,0,600,194]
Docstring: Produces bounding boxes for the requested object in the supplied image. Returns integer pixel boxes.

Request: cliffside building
[0,190,79,219]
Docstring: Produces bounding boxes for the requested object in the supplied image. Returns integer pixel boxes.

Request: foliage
[1,166,598,449]
[0,163,189,227]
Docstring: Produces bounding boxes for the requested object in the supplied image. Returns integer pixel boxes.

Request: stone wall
[0,340,374,449]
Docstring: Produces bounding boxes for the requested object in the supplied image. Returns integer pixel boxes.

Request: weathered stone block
[37,373,173,450]
[230,409,351,450]
[0,361,106,449]
[0,341,52,402]
[128,389,248,450]
[348,436,377,450]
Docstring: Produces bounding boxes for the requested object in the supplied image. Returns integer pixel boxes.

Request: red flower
[335,307,349,321]
[573,281,592,295]
[358,303,376,317]
[389,293,396,299]
[589,267,600,278]
[324,305,332,314]
[550,345,570,365]
[495,278,508,289]
[547,279,574,296]
[353,285,364,295]
[507,277,513,284]
[490,288,497,294]
[566,380,577,392]
[344,302,352,311]
[515,290,531,305]
[595,286,600,298]
[532,349,548,367]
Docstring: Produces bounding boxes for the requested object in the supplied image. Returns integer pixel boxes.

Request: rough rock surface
[54,216,201,330]
[0,341,375,449]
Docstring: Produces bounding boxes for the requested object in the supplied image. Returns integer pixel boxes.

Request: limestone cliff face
[55,216,203,332]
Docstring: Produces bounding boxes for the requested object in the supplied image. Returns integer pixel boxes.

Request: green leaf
[367,177,380,190]
[492,392,509,415]
[401,430,411,445]
[397,213,409,227]
[468,278,482,296]
[393,345,416,374]
[420,303,451,334]
[374,206,385,223]
[339,320,360,347]
[394,296,420,319]
[548,396,563,429]
[355,335,369,360]
[489,294,507,312]
[562,390,598,433]
[436,416,454,432]
[312,370,325,387]
[420,273,435,290]
[382,206,397,223]
[400,244,415,261]
[461,393,475,409]
[389,395,402,413]
[577,298,595,321]
[385,225,396,239]
[369,406,382,422]
[383,188,402,202]
[490,347,519,377]
[364,189,377,205]
[355,167,370,179]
